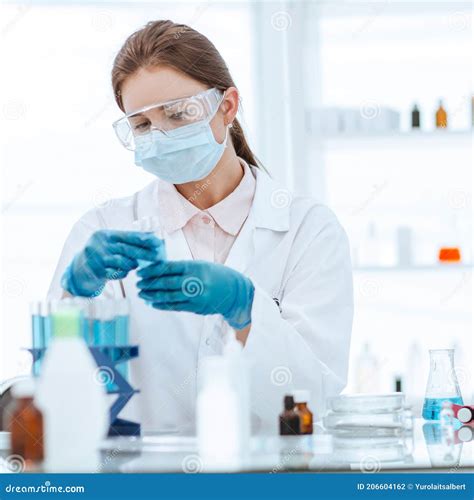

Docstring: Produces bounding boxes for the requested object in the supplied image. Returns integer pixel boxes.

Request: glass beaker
[422,349,463,420]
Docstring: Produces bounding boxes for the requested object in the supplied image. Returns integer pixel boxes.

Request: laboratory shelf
[318,130,473,150]
[353,264,473,273]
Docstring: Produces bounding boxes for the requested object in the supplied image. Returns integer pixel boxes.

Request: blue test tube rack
[28,345,141,437]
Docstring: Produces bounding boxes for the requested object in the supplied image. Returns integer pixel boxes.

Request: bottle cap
[293,390,310,404]
[457,407,473,423]
[284,395,295,410]
[457,426,473,442]
[11,378,36,398]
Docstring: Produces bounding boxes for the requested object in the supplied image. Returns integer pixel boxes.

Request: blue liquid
[422,397,464,420]
[93,318,116,346]
[115,316,129,346]
[31,314,44,376]
[114,315,129,380]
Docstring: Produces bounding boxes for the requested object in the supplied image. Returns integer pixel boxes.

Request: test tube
[93,299,116,347]
[115,299,130,347]
[41,300,55,349]
[114,299,130,381]
[70,297,93,344]
[30,301,44,377]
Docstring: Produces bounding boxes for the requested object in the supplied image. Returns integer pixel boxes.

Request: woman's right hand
[61,230,162,297]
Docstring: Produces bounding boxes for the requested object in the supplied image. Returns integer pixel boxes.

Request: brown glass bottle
[279,395,300,435]
[293,390,313,435]
[6,380,44,469]
[436,100,447,129]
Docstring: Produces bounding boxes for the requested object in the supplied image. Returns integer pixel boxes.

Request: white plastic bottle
[197,356,240,470]
[35,305,108,472]
[196,330,251,471]
[223,330,251,455]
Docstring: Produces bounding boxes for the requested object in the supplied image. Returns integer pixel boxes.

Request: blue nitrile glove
[136,260,255,330]
[61,230,163,297]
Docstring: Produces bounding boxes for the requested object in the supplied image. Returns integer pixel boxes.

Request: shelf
[353,264,473,272]
[317,130,473,150]
[317,0,472,19]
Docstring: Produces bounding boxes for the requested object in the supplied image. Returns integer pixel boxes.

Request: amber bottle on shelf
[293,390,313,435]
[6,379,44,470]
[435,100,448,129]
[411,104,420,129]
[279,395,300,436]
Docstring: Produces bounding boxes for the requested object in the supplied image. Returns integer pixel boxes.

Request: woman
[49,20,353,434]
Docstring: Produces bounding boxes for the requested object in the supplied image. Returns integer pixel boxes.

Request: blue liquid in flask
[422,397,464,421]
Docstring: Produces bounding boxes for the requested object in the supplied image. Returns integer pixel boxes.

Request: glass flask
[422,349,463,420]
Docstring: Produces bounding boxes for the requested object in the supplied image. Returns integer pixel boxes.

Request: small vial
[440,401,455,458]
[5,379,44,470]
[411,103,420,129]
[293,390,313,435]
[435,100,447,129]
[279,395,300,436]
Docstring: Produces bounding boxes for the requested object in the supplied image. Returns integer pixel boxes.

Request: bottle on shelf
[435,100,448,129]
[411,103,421,129]
[5,379,44,470]
[394,376,403,393]
[293,390,313,435]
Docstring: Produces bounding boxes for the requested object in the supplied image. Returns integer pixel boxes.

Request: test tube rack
[28,345,141,437]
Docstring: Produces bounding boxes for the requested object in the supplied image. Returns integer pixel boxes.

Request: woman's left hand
[136,260,255,330]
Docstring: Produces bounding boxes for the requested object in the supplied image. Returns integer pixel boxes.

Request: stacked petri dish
[323,394,414,469]
[324,393,412,438]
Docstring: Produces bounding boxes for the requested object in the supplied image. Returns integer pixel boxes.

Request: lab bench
[94,419,473,473]
[1,419,472,474]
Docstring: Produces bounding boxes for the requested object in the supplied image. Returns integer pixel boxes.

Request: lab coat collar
[249,167,291,232]
[134,165,291,234]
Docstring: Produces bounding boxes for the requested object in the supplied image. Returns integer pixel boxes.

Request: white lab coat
[48,167,353,434]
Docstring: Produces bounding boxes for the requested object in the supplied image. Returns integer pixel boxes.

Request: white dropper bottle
[35,304,108,472]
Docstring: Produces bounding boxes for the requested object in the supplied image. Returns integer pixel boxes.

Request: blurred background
[0,0,472,413]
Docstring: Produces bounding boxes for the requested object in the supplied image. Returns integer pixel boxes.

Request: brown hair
[111,20,261,169]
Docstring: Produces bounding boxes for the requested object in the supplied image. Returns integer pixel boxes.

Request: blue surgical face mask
[134,111,229,184]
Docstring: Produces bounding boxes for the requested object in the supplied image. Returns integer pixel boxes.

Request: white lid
[293,390,310,403]
[457,407,473,423]
[0,432,11,450]
[11,378,36,398]
[457,426,473,442]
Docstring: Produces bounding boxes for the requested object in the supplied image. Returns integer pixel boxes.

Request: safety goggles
[112,88,224,151]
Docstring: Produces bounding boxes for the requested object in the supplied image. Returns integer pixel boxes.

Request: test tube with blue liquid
[114,299,130,380]
[93,299,116,347]
[30,301,44,376]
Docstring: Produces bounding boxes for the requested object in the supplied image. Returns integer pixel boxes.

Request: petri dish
[327,393,405,414]
[323,409,408,438]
